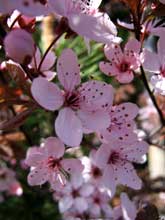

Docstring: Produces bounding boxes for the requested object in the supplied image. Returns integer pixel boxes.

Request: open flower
[100,39,142,83]
[25,137,83,187]
[48,0,121,44]
[31,49,114,147]
[94,140,148,196]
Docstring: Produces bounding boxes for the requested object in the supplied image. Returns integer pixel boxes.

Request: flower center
[92,166,102,178]
[47,157,60,170]
[65,91,80,110]
[72,189,80,198]
[119,62,130,72]
[108,151,120,164]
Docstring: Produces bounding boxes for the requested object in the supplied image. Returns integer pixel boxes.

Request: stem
[37,33,63,71]
[131,7,165,126]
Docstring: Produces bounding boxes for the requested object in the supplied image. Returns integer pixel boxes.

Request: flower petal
[57,48,81,92]
[27,166,48,186]
[68,12,121,45]
[79,80,114,111]
[61,158,84,174]
[77,109,110,131]
[31,77,64,111]
[55,107,83,147]
[44,137,65,159]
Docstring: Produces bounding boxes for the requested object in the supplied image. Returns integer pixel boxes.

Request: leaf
[5,61,31,96]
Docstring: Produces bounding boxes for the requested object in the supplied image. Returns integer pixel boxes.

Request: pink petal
[125,39,141,54]
[25,147,45,167]
[121,140,149,164]
[57,48,81,92]
[94,144,111,169]
[31,77,64,111]
[59,196,73,213]
[116,71,134,83]
[113,102,139,121]
[48,0,67,16]
[30,48,41,69]
[79,80,114,111]
[61,158,84,174]
[104,43,123,62]
[114,161,142,189]
[121,193,137,220]
[44,137,65,159]
[55,107,83,147]
[74,197,88,213]
[27,166,48,186]
[77,109,110,131]
[99,61,119,76]
[43,70,56,81]
[41,51,56,71]
[99,126,137,143]
[143,49,160,72]
[68,12,121,45]
[102,166,116,197]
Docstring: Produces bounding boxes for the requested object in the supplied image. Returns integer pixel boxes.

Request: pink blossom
[58,174,94,214]
[100,39,142,83]
[99,102,139,143]
[4,29,35,65]
[143,38,165,95]
[48,0,121,44]
[113,193,137,220]
[29,47,56,80]
[160,0,165,4]
[25,137,84,187]
[94,140,149,196]
[31,48,114,147]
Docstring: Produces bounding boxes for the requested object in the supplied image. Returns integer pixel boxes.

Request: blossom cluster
[0,0,164,220]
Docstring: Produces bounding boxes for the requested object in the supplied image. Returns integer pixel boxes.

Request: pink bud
[4,29,35,65]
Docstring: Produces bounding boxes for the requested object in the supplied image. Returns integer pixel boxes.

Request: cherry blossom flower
[4,29,35,65]
[98,102,139,143]
[25,137,84,187]
[99,39,142,83]
[58,174,94,214]
[29,48,56,80]
[160,0,165,4]
[31,48,114,147]
[143,38,165,95]
[48,0,121,45]
[87,187,112,219]
[94,140,149,196]
[113,193,137,220]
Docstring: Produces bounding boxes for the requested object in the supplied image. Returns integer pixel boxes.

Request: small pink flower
[4,29,35,65]
[99,102,139,143]
[100,39,141,83]
[94,140,148,196]
[25,137,84,187]
[29,47,56,81]
[31,48,114,147]
[59,174,94,214]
